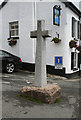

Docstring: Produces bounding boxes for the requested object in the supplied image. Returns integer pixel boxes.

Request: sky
[70,0,81,8]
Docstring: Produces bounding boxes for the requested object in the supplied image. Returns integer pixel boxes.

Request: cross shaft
[30,20,51,87]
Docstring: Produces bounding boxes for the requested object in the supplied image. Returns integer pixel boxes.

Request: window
[80,24,81,40]
[2,51,10,57]
[9,21,19,38]
[0,51,9,57]
[0,51,2,56]
[53,5,61,26]
[77,21,80,39]
[72,17,76,37]
[72,17,80,39]
[71,52,78,70]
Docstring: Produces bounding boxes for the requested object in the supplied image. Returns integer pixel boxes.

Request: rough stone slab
[21,84,61,104]
[68,96,76,105]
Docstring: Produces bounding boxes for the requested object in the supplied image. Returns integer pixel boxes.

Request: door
[78,52,81,76]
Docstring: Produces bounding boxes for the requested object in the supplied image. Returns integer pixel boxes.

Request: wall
[65,7,79,74]
[36,2,68,74]
[1,2,34,63]
[35,1,80,74]
[79,1,81,11]
[1,1,80,74]
[0,9,2,49]
[19,2,34,63]
[2,2,20,56]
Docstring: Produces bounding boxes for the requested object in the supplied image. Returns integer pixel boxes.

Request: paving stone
[68,96,76,105]
[5,99,9,102]
[61,105,65,108]
[13,104,17,106]
[24,111,28,114]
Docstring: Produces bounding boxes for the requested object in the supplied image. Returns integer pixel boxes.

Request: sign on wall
[55,56,63,69]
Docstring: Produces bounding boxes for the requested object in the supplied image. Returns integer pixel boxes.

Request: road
[0,70,81,119]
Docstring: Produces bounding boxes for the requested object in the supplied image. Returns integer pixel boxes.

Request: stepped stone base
[21,84,61,104]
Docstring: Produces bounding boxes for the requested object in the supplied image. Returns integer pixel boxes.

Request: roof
[63,1,81,17]
[0,0,81,17]
[0,0,8,9]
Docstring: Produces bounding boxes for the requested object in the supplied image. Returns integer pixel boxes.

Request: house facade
[0,0,81,78]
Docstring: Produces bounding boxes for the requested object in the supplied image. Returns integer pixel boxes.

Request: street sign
[55,56,63,69]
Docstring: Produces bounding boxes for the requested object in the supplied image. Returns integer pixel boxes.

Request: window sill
[73,68,78,71]
[8,37,19,40]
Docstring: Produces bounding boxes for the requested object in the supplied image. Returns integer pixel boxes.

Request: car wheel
[6,63,15,73]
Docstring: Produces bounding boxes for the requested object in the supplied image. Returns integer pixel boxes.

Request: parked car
[0,50,22,73]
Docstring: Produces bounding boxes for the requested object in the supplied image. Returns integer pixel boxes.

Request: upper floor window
[80,23,81,40]
[9,21,19,38]
[53,5,61,26]
[72,17,80,39]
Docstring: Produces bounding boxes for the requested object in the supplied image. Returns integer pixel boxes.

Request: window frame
[53,5,61,26]
[73,52,77,69]
[71,52,78,70]
[9,21,19,38]
[72,17,80,40]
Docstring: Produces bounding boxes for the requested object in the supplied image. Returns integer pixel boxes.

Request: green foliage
[8,39,17,46]
[28,97,44,103]
[55,98,60,103]
[16,94,44,104]
[16,94,20,97]
[51,37,61,43]
[69,40,76,48]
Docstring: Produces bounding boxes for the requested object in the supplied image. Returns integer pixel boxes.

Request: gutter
[63,2,81,17]
[0,0,8,9]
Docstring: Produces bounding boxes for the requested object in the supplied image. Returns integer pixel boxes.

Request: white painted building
[0,0,81,78]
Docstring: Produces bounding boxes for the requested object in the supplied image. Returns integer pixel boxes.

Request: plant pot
[8,39,17,46]
[69,40,76,48]
[76,46,81,51]
[51,37,61,43]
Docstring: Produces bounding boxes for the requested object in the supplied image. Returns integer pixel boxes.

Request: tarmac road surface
[0,70,81,119]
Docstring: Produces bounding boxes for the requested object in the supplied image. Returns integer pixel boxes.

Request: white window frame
[72,17,80,40]
[9,21,19,38]
[73,52,78,69]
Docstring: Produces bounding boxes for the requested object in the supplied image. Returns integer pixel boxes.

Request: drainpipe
[32,1,37,62]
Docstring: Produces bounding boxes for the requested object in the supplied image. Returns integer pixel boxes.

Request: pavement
[0,70,81,119]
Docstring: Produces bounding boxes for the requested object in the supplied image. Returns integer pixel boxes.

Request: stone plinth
[21,84,61,104]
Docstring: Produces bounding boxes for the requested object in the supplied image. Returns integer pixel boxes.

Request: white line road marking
[3,76,9,78]
[0,82,10,84]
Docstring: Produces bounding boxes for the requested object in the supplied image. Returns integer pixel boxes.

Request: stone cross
[30,20,51,87]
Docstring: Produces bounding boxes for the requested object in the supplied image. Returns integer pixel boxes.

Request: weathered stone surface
[68,96,76,105]
[30,20,51,87]
[21,84,61,104]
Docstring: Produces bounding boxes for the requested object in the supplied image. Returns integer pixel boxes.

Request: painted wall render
[1,0,80,74]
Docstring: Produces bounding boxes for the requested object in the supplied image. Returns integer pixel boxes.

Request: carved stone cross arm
[30,30,51,38]
[42,30,51,37]
[30,31,37,38]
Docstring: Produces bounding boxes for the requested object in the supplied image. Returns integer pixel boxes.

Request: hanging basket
[51,37,61,43]
[69,40,76,48]
[8,38,17,47]
[76,46,81,51]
